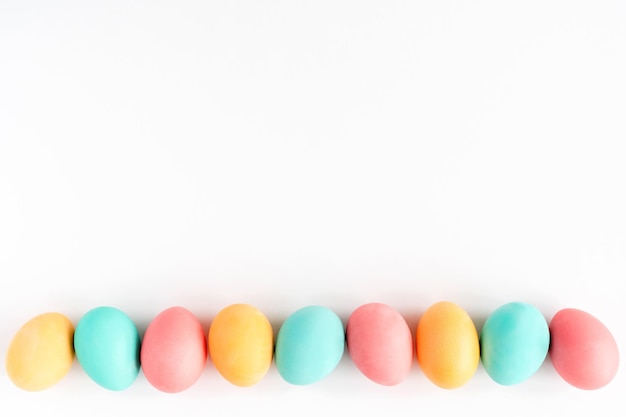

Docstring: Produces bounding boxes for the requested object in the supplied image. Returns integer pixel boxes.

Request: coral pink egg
[141,306,207,393]
[549,308,619,390]
[347,303,413,386]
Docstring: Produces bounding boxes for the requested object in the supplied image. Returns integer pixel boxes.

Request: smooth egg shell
[5,312,74,391]
[141,306,207,393]
[417,301,479,388]
[208,304,273,387]
[73,306,141,391]
[275,305,345,385]
[549,308,619,390]
[346,303,413,386]
[480,302,550,385]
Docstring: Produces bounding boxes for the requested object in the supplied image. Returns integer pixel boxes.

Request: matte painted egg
[417,301,479,388]
[549,308,619,390]
[141,306,207,392]
[480,302,549,385]
[346,303,412,386]
[73,306,141,391]
[275,305,345,385]
[5,312,74,391]
[208,304,273,387]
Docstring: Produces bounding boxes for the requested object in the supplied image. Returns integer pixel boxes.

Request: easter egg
[275,305,345,385]
[480,302,549,385]
[73,306,140,391]
[141,306,207,393]
[549,308,619,390]
[417,301,479,388]
[208,304,273,387]
[346,303,412,386]
[5,312,74,391]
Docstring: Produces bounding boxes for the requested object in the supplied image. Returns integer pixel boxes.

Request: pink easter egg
[346,303,413,386]
[141,306,207,393]
[549,308,619,390]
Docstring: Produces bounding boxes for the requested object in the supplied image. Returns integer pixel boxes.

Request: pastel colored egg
[208,304,273,387]
[5,312,74,391]
[275,305,345,385]
[480,302,549,385]
[417,301,479,388]
[346,303,413,386]
[141,306,207,393]
[73,306,141,391]
[549,308,619,390]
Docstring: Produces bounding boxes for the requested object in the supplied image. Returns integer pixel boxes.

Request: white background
[1,1,625,415]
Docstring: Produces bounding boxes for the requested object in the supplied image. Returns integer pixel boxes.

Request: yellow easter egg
[6,312,75,391]
[417,301,479,388]
[208,304,273,387]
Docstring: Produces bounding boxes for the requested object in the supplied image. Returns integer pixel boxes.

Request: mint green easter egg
[275,306,345,385]
[74,306,140,391]
[480,302,549,385]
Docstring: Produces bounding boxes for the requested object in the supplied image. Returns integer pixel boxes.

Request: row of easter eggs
[5,302,619,393]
